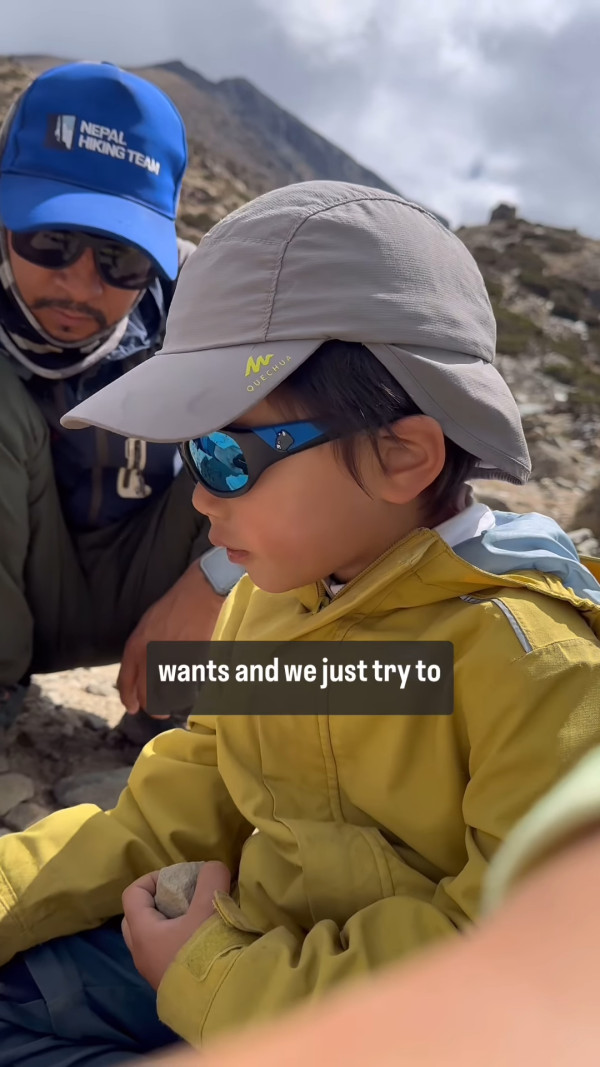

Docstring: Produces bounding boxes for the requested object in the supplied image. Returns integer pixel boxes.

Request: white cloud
[3,0,600,234]
[256,0,378,58]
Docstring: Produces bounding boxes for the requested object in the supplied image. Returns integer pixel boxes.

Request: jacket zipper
[315,532,424,611]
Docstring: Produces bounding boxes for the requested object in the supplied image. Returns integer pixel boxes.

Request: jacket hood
[288,512,600,639]
[452,511,600,606]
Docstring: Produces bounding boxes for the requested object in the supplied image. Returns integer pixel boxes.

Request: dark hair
[275,340,475,525]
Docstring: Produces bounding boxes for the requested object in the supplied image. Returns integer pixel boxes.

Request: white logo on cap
[46,114,161,174]
[77,120,161,174]
[49,115,76,150]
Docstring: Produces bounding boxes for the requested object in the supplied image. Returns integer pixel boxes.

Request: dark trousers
[0,922,182,1065]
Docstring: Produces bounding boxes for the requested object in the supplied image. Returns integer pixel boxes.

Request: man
[0,62,243,735]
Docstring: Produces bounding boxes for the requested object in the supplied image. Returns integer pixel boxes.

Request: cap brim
[368,343,531,485]
[61,333,530,487]
[61,339,322,440]
[0,174,178,280]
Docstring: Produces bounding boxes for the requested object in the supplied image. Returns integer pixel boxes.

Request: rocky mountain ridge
[4,53,403,229]
[457,205,600,534]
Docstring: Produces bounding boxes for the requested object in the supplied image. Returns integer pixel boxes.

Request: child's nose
[192,483,226,517]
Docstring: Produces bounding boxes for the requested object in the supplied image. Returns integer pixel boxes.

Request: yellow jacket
[1,528,600,1046]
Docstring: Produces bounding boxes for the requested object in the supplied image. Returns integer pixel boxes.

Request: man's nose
[55,247,103,299]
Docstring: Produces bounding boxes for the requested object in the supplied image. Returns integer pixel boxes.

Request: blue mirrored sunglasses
[179,421,334,497]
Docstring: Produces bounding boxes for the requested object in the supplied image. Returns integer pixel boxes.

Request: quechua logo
[245,353,275,377]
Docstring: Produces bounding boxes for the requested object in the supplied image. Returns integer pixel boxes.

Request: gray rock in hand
[155,861,205,919]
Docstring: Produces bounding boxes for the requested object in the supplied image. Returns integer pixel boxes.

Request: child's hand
[121,860,231,990]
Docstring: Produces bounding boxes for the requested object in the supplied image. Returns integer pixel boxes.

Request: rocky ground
[0,665,143,835]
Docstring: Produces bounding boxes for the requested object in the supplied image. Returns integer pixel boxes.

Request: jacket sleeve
[158,888,458,1046]
[0,717,253,965]
[156,630,600,1046]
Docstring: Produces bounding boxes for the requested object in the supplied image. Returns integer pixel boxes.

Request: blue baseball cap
[0,62,187,280]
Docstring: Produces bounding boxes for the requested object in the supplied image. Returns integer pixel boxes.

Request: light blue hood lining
[453,511,600,607]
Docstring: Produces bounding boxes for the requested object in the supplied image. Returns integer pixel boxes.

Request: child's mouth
[209,531,250,564]
[226,548,249,564]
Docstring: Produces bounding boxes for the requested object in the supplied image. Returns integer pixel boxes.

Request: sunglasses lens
[96,241,156,289]
[11,229,81,269]
[189,432,249,493]
[10,230,155,289]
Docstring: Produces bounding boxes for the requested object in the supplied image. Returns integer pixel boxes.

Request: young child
[1,181,600,1064]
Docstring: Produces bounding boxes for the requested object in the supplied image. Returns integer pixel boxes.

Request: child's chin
[249,565,308,595]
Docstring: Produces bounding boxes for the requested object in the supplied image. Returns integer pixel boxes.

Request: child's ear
[375,416,446,505]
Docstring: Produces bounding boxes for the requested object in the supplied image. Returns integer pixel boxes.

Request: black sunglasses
[10,229,157,290]
[179,420,335,497]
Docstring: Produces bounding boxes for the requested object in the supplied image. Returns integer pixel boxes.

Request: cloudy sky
[4,0,599,233]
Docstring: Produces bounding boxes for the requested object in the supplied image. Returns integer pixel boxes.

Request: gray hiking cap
[62,180,531,484]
